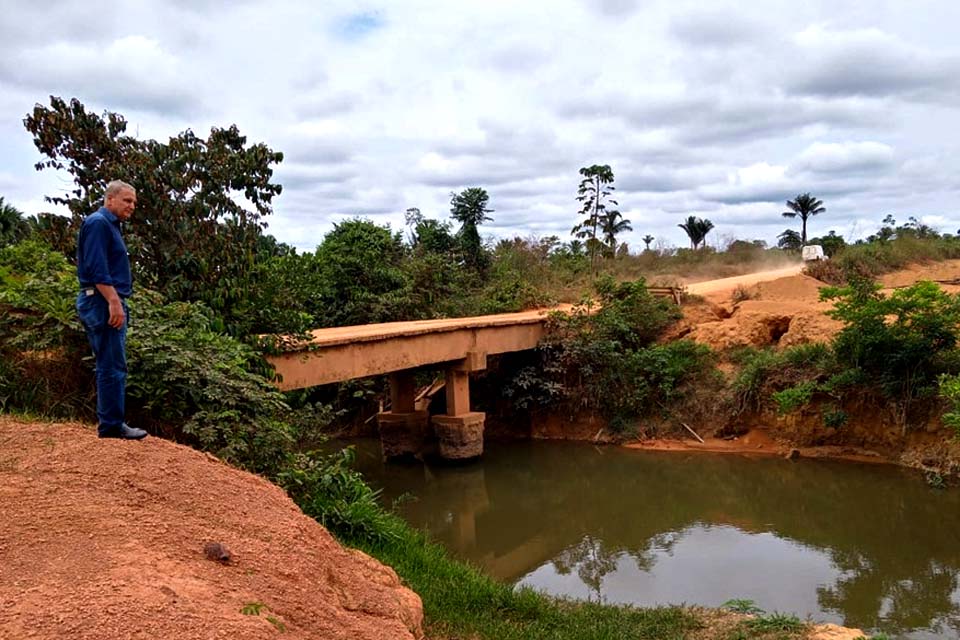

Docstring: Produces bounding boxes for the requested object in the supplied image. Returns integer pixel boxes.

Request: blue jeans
[76,292,128,436]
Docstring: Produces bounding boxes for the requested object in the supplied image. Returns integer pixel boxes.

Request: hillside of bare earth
[673,259,960,352]
[638,260,960,475]
[0,417,423,640]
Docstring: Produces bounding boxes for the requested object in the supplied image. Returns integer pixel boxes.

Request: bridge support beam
[377,372,428,460]
[432,352,487,460]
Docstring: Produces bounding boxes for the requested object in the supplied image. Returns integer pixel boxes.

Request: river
[346,439,960,639]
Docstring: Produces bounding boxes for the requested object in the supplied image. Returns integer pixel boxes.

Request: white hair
[104,180,136,200]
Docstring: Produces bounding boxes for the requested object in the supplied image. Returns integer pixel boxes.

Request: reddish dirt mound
[0,418,422,640]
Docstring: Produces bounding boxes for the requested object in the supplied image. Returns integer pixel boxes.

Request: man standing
[76,180,147,440]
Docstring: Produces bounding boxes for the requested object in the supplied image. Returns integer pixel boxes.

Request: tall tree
[23,97,283,334]
[601,209,632,256]
[696,218,715,249]
[777,229,803,251]
[642,234,655,251]
[782,192,826,245]
[450,187,493,272]
[572,164,619,268]
[0,197,29,246]
[678,215,713,249]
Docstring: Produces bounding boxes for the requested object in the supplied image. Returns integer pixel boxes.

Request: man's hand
[107,298,125,329]
[95,284,126,329]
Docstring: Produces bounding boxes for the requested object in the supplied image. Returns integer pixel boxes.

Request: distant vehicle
[801,245,826,261]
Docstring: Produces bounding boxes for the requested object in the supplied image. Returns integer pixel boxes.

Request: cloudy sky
[1,0,959,252]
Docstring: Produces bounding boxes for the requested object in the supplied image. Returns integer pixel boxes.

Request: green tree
[782,192,826,245]
[312,219,413,326]
[777,229,803,251]
[23,96,284,334]
[642,234,655,251]
[807,230,846,257]
[572,164,619,268]
[678,216,714,250]
[0,197,30,247]
[601,209,632,256]
[450,187,493,272]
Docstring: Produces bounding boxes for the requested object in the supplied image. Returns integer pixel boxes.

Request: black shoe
[99,423,148,440]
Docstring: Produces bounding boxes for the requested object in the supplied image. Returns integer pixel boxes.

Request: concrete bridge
[264,265,802,461]
[266,309,561,460]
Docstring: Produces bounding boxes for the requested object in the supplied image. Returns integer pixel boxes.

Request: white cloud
[792,141,895,174]
[1,0,960,252]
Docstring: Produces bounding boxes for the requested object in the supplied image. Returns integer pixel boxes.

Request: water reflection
[349,439,960,639]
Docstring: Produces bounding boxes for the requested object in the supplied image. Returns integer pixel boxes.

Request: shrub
[521,277,714,431]
[824,278,960,431]
[278,447,406,544]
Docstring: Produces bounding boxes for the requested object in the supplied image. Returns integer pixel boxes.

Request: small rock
[203,541,232,564]
[785,448,801,460]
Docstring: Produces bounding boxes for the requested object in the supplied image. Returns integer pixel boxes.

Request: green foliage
[572,164,623,268]
[772,381,817,414]
[731,344,837,414]
[0,196,30,247]
[0,240,89,415]
[721,599,764,615]
[24,96,284,336]
[777,229,802,252]
[125,292,296,476]
[520,277,713,430]
[822,407,848,428]
[744,612,804,633]
[450,187,493,272]
[823,279,960,429]
[938,373,960,438]
[0,239,300,477]
[782,192,826,244]
[278,447,406,545]
[678,216,714,250]
[807,230,846,257]
[311,218,415,326]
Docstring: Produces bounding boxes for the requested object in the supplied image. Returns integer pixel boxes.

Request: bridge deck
[266,307,567,390]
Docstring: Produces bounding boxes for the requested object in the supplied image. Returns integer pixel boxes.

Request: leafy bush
[278,447,406,544]
[772,381,817,414]
[125,292,297,476]
[823,278,960,431]
[0,240,91,415]
[731,344,838,414]
[518,277,714,431]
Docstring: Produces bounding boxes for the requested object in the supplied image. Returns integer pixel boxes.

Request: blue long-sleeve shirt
[76,207,132,298]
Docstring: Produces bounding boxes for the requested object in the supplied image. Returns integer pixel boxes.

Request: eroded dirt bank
[523,261,960,477]
[0,418,423,640]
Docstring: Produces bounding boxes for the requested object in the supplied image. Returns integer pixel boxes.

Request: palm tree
[678,216,713,249]
[450,187,494,271]
[696,218,715,249]
[782,193,825,245]
[601,210,632,255]
[0,197,29,246]
[642,234,654,251]
[572,164,618,268]
[678,216,700,249]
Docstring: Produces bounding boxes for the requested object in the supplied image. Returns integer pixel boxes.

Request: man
[76,180,147,440]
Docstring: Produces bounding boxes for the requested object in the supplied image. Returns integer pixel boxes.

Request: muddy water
[346,439,960,639]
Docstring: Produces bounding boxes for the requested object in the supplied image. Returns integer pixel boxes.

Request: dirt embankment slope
[630,260,960,469]
[0,418,423,640]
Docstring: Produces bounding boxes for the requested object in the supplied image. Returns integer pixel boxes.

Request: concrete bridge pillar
[377,371,428,460]
[432,352,486,460]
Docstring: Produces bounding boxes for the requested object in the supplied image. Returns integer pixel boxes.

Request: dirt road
[685,264,804,296]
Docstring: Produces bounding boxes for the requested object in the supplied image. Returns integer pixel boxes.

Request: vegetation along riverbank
[4,97,956,637]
